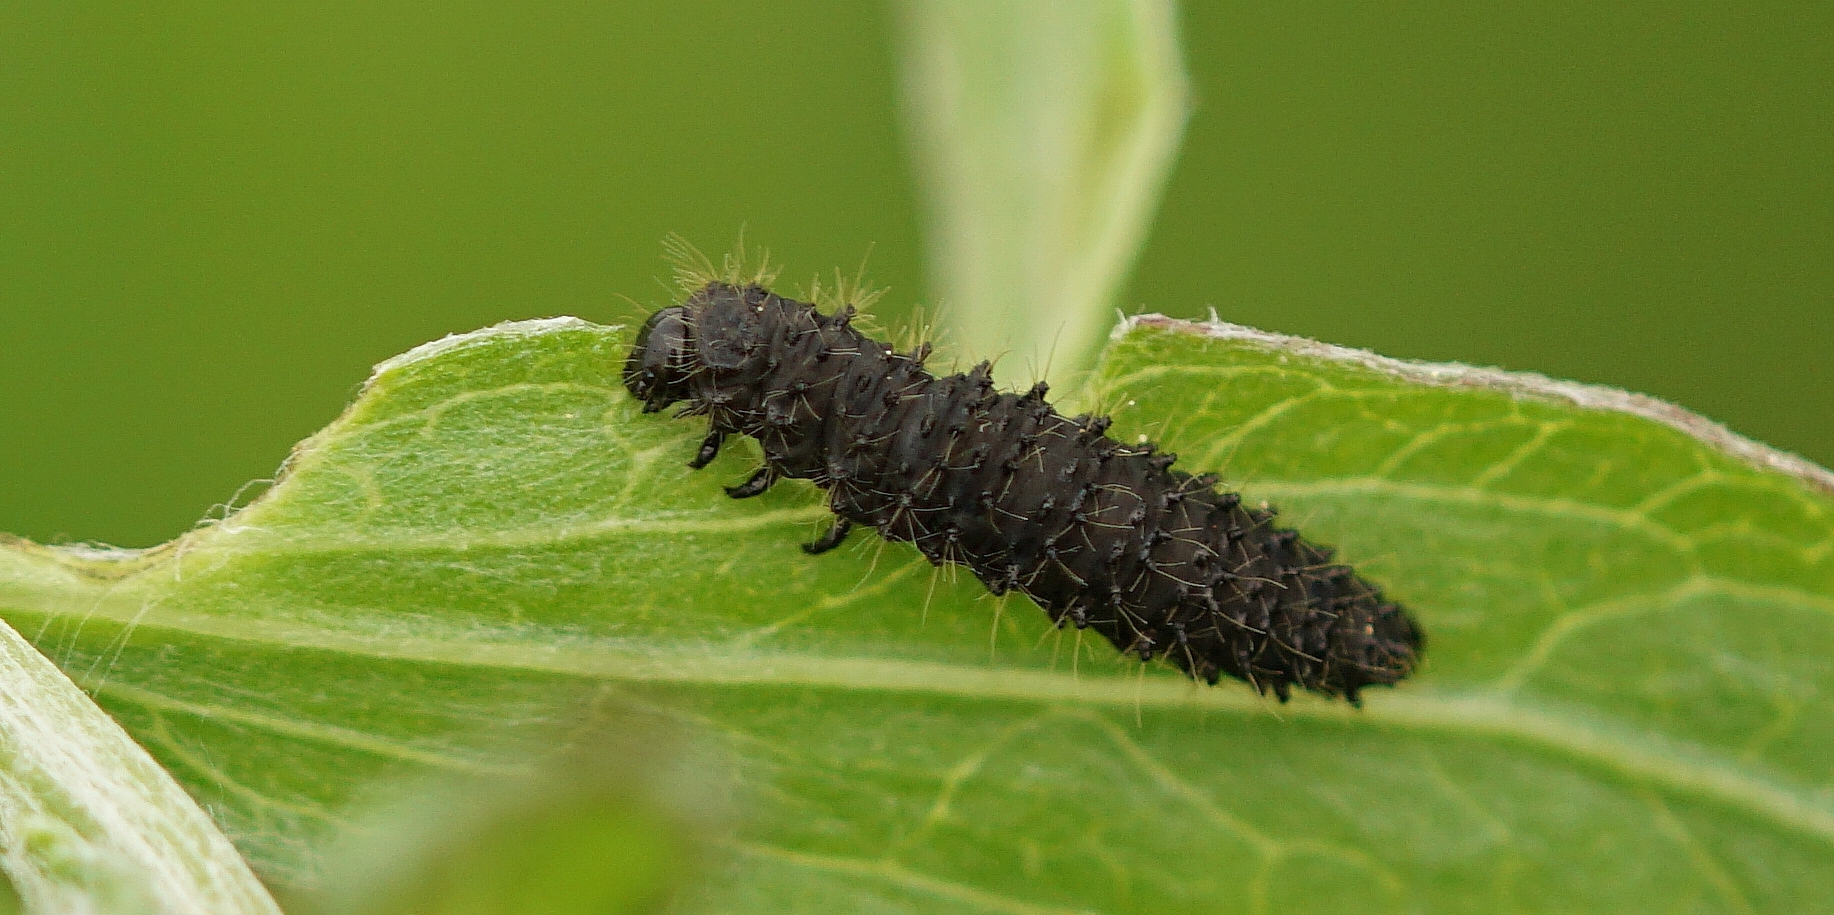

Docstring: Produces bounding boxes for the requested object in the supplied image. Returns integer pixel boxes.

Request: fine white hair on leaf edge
[1115,314,1834,496]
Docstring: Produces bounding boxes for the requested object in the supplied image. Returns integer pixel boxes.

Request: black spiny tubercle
[624,280,1423,703]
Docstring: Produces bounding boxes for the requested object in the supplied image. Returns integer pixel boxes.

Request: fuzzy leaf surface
[898,0,1188,374]
[2,315,1831,913]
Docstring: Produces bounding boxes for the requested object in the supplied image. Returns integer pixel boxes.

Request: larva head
[624,306,697,413]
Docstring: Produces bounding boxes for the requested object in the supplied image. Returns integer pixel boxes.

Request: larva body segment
[625,281,1423,702]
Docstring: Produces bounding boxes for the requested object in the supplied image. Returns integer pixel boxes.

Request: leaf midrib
[10,510,1834,854]
[35,593,1831,853]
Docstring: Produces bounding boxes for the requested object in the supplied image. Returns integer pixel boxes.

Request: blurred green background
[2,1,1828,549]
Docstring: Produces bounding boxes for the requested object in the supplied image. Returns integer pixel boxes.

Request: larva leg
[724,466,779,499]
[802,518,854,555]
[688,431,725,469]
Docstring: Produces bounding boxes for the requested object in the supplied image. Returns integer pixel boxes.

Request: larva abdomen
[625,281,1423,703]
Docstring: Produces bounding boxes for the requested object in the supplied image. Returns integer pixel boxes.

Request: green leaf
[2,310,1832,912]
[292,726,701,915]
[0,615,280,915]
[897,0,1189,375]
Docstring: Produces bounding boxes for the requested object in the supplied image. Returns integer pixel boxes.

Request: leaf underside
[2,315,1831,913]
